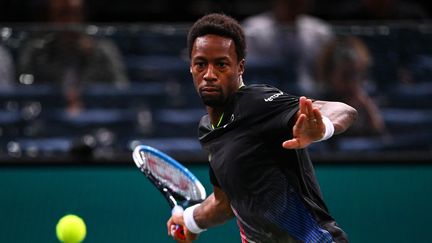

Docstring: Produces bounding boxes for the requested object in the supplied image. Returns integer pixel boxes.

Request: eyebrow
[192,56,231,62]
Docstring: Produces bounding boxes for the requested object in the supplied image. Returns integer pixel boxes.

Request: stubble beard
[199,90,226,107]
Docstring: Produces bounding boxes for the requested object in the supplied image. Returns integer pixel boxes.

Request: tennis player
[167,13,357,243]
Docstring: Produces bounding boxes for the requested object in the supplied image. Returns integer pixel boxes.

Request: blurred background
[0,0,431,242]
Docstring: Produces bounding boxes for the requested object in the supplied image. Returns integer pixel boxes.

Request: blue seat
[126,55,189,82]
[153,108,205,137]
[384,82,432,109]
[381,108,432,131]
[5,137,74,158]
[336,130,432,152]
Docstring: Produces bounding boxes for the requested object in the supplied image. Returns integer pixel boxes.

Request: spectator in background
[0,44,15,90]
[242,0,334,96]
[17,0,129,115]
[317,36,387,137]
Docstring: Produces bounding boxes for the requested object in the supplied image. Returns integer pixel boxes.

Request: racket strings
[143,152,203,201]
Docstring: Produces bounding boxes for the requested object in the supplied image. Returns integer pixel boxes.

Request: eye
[194,61,206,70]
[216,62,227,68]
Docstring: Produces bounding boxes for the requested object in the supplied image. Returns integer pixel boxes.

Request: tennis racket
[132,145,207,240]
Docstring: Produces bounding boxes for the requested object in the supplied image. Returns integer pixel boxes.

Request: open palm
[282,96,325,149]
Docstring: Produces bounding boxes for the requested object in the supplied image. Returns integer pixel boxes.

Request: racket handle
[171,205,186,240]
[174,225,186,240]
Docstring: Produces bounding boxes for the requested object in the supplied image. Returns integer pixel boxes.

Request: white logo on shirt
[264,91,283,102]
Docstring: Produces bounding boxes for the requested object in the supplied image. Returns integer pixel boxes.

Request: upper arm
[213,186,231,209]
[206,185,232,216]
[194,186,233,229]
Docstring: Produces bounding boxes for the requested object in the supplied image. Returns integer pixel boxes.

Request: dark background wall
[0,0,431,23]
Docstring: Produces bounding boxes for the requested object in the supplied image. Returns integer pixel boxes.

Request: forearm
[193,187,234,229]
[313,100,358,134]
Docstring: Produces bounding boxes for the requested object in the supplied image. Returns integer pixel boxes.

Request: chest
[205,126,292,189]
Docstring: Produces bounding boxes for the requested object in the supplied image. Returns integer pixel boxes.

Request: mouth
[200,86,220,95]
[198,85,225,106]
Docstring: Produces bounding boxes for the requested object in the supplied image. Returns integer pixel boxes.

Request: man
[167,13,357,243]
[18,0,129,114]
[243,0,334,96]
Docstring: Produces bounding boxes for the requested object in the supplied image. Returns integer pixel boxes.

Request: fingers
[299,96,306,115]
[299,96,310,119]
[312,107,323,121]
[167,217,172,235]
[167,214,196,243]
[282,139,300,149]
[168,224,187,242]
[299,96,324,124]
[167,211,183,237]
[285,97,325,149]
[295,113,306,131]
[167,217,176,236]
[299,96,312,113]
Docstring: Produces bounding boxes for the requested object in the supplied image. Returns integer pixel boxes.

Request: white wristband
[315,116,334,142]
[183,204,206,234]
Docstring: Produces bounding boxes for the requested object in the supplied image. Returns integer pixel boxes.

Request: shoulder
[198,115,211,134]
[92,38,122,54]
[236,84,299,111]
[238,84,291,100]
[235,85,300,132]
[297,14,333,36]
[242,12,276,33]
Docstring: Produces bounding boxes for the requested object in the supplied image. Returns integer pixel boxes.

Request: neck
[206,76,244,127]
[207,107,224,127]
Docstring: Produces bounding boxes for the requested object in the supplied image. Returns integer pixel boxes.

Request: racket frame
[132,145,206,208]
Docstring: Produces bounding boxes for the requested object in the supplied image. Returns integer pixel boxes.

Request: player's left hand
[282,96,326,149]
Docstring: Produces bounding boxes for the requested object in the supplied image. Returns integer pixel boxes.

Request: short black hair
[187,13,246,61]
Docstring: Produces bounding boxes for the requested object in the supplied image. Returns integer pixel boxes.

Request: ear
[238,59,245,76]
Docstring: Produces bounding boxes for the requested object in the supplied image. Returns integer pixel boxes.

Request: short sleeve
[238,85,300,133]
[209,166,220,187]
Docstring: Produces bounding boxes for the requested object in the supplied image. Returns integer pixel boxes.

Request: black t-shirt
[199,84,348,243]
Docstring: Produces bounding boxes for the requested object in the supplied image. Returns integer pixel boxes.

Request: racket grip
[171,205,186,240]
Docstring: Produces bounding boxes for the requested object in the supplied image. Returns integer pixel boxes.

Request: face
[190,34,244,107]
[49,0,84,23]
[331,61,363,95]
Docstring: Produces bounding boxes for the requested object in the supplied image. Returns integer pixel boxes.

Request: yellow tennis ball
[56,214,87,243]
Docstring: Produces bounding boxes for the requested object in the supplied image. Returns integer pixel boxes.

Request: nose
[203,65,217,81]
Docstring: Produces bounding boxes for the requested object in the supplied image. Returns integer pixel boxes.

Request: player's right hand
[167,212,198,243]
[283,96,325,149]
